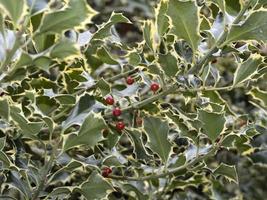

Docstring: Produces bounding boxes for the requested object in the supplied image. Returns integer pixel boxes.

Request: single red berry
[101,167,112,177]
[102,170,109,177]
[105,167,112,174]
[150,83,160,92]
[126,76,134,85]
[116,121,125,131]
[105,96,114,105]
[112,107,122,117]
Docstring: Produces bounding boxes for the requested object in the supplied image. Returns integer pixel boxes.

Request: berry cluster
[105,75,160,131]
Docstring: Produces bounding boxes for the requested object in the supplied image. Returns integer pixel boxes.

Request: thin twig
[31,145,57,200]
[108,146,217,181]
[188,1,253,74]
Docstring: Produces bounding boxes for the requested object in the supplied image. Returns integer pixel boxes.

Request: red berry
[105,96,114,105]
[102,171,109,177]
[150,83,160,92]
[126,76,134,85]
[106,167,112,174]
[101,167,112,177]
[116,121,125,131]
[112,107,122,117]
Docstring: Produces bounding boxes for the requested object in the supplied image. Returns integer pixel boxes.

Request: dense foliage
[0,0,267,199]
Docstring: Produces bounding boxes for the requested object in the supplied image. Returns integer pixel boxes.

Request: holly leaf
[249,87,267,108]
[198,109,226,142]
[10,106,43,137]
[213,163,238,183]
[0,0,26,25]
[80,171,113,200]
[38,0,96,34]
[167,0,200,54]
[156,0,169,37]
[126,129,153,160]
[96,78,111,97]
[0,98,9,121]
[225,10,267,44]
[64,113,107,150]
[144,116,171,162]
[143,20,156,51]
[91,12,131,41]
[233,54,262,86]
[96,47,118,65]
[158,52,179,77]
[50,40,79,60]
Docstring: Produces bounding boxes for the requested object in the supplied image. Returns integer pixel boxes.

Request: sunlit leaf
[233,54,262,86]
[167,0,200,54]
[225,10,267,44]
[0,0,26,25]
[38,0,97,34]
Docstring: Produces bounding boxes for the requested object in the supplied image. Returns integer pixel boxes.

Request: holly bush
[0,0,267,199]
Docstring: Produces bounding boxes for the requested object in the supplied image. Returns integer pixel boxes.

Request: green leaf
[102,155,124,167]
[156,0,169,37]
[127,129,153,160]
[258,0,267,6]
[249,87,267,108]
[233,54,262,86]
[54,95,76,105]
[91,12,131,41]
[38,0,96,34]
[0,98,9,121]
[211,0,226,13]
[0,0,26,25]
[64,113,107,150]
[122,184,149,200]
[127,51,141,66]
[213,163,238,183]
[33,56,52,71]
[0,151,11,167]
[225,0,240,15]
[96,78,111,97]
[80,171,113,200]
[158,52,179,77]
[202,90,235,115]
[14,52,33,69]
[0,13,4,34]
[10,106,43,136]
[96,47,118,65]
[42,116,55,134]
[144,116,171,162]
[225,10,267,44]
[167,0,200,54]
[0,137,5,150]
[198,109,226,142]
[50,40,79,60]
[143,20,155,51]
[62,94,96,129]
[48,187,71,199]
